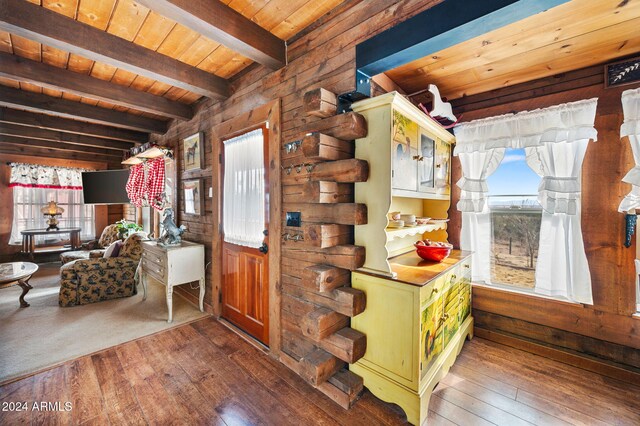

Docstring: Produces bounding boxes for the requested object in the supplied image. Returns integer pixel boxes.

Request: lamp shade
[41,201,64,215]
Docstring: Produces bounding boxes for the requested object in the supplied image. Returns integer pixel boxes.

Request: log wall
[145,0,443,406]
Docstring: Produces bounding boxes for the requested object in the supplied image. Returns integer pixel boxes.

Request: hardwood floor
[1,317,639,425]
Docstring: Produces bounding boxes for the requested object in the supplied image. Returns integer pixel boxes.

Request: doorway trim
[211,99,282,357]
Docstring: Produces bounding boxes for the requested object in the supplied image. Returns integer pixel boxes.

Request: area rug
[0,262,209,384]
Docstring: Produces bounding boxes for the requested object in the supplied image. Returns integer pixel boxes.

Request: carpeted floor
[0,262,209,384]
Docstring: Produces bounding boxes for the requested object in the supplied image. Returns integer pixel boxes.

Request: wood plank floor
[1,317,639,425]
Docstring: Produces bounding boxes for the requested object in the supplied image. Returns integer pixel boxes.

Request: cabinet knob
[431,287,439,294]
[464,264,470,269]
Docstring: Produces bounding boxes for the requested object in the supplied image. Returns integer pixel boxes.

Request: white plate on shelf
[428,218,450,224]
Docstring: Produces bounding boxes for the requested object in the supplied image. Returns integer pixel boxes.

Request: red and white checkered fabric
[146,157,165,211]
[125,164,145,207]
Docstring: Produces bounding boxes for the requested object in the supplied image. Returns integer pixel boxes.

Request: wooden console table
[140,240,205,323]
[20,228,81,261]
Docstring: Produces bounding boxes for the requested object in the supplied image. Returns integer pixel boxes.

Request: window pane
[487,148,542,288]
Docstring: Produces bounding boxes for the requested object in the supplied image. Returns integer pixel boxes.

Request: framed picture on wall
[183,179,204,216]
[182,132,204,171]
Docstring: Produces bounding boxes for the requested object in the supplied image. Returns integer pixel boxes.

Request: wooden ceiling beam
[0,135,122,158]
[0,108,147,144]
[0,85,167,134]
[136,0,286,69]
[0,142,120,165]
[0,122,134,151]
[0,0,230,100]
[0,52,193,121]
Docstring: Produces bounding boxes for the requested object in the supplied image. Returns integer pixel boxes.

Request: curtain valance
[453,98,598,154]
[9,163,88,190]
[618,87,640,212]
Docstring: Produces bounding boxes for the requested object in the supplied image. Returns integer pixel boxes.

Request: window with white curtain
[618,87,640,312]
[453,98,598,305]
[10,187,95,245]
[222,128,266,248]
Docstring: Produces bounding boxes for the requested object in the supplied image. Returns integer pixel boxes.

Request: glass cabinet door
[391,109,418,192]
[418,130,436,193]
[434,139,451,196]
[420,295,443,380]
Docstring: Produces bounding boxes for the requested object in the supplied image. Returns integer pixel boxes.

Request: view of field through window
[487,149,542,288]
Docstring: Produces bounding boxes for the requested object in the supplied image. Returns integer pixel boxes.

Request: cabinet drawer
[142,249,166,266]
[142,258,166,282]
[420,272,449,306]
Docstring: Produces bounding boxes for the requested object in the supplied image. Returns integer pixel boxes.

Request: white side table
[140,240,205,322]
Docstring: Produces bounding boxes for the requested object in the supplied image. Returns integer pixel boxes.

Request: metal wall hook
[283,140,302,154]
[305,163,315,172]
[293,234,304,242]
[283,233,291,241]
[285,166,293,175]
[295,164,303,173]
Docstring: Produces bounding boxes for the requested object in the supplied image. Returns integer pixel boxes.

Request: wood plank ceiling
[385,0,640,102]
[0,0,344,161]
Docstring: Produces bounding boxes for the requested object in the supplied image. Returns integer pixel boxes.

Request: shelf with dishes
[385,222,448,241]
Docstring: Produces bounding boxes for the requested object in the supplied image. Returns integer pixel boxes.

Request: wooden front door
[221,126,270,345]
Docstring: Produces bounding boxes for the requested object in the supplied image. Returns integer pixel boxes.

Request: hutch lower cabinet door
[350,257,473,426]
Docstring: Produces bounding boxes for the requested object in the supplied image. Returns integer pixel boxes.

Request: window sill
[632,312,640,321]
[472,281,584,306]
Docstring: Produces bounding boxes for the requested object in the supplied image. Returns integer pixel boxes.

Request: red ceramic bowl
[414,244,452,262]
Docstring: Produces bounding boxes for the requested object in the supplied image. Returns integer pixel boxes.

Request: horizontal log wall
[446,65,640,364]
[146,0,444,406]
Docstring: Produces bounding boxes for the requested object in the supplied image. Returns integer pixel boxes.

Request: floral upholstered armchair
[59,232,146,307]
[60,223,121,264]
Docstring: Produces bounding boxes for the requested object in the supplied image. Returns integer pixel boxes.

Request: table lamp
[41,201,64,231]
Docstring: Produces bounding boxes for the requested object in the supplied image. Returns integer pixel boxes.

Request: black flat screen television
[82,169,130,204]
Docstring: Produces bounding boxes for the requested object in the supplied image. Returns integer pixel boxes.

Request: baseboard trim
[474,327,640,386]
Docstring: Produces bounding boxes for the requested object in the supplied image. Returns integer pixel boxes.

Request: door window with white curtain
[10,187,95,245]
[222,128,266,248]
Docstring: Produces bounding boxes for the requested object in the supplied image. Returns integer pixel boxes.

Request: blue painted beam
[355,0,570,93]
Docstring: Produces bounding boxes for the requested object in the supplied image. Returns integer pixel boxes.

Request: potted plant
[115,219,143,240]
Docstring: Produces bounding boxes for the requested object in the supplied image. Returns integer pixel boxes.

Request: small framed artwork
[183,179,204,215]
[605,56,640,89]
[182,132,204,171]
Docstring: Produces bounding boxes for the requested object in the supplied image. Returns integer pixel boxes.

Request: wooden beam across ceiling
[0,0,230,100]
[0,52,193,121]
[0,135,123,159]
[0,142,121,165]
[0,122,134,151]
[135,0,287,70]
[0,85,167,134]
[0,108,148,144]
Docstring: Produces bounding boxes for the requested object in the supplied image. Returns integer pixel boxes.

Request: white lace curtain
[223,128,266,249]
[454,98,598,304]
[619,88,640,212]
[10,187,95,245]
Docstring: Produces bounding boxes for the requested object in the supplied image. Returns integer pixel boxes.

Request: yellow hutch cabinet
[350,92,473,425]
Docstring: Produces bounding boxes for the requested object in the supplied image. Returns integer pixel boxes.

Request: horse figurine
[159,208,186,246]
[418,84,459,129]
